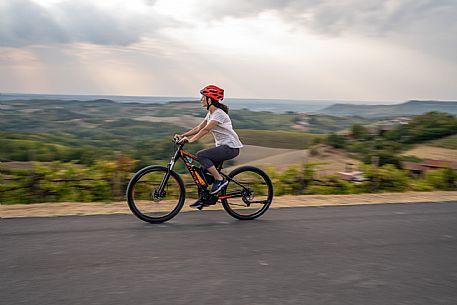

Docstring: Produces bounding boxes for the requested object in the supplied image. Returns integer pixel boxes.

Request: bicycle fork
[156,149,180,197]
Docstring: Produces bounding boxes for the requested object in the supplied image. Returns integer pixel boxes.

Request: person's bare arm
[179,120,217,143]
[175,120,207,139]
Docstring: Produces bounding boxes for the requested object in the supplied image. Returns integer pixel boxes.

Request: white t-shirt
[205,109,243,148]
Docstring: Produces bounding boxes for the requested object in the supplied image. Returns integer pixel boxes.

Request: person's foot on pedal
[209,178,228,195]
[190,199,204,209]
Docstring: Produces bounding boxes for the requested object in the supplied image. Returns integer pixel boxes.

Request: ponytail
[207,97,229,114]
[218,102,229,114]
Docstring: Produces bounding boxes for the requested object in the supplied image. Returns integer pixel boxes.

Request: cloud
[144,0,159,5]
[1,0,456,100]
[197,0,455,35]
[197,0,457,60]
[0,0,68,47]
[2,0,456,60]
[0,0,164,47]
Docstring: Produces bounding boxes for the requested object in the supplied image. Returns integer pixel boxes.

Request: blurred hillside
[0,99,371,166]
[318,100,457,118]
[1,98,456,204]
[0,93,336,113]
[1,99,456,168]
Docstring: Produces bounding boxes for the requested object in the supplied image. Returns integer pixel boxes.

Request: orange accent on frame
[181,150,198,161]
[194,171,206,185]
[181,150,206,187]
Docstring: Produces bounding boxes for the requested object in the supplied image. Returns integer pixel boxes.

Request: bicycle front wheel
[221,166,273,220]
[126,165,185,223]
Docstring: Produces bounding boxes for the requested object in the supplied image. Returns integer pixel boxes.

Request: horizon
[2,91,456,106]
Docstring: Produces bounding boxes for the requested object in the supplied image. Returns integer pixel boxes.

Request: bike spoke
[127,167,184,223]
[248,200,270,204]
[227,203,249,207]
[220,191,243,198]
[221,167,273,219]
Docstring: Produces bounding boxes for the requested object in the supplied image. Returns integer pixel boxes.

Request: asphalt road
[1,202,457,305]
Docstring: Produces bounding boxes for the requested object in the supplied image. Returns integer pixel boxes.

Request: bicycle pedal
[202,202,217,207]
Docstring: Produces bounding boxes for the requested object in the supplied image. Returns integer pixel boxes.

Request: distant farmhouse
[370,117,412,135]
[402,159,457,176]
[336,116,412,137]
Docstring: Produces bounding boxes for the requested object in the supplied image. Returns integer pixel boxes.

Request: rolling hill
[225,144,361,174]
[317,100,457,118]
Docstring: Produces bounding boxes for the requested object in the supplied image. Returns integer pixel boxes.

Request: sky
[1,0,456,102]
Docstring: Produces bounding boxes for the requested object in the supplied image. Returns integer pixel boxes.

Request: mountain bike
[126,139,274,223]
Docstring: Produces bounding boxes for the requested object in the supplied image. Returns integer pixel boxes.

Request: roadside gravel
[1,191,456,218]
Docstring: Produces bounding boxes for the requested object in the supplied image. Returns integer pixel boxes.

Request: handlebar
[172,137,185,148]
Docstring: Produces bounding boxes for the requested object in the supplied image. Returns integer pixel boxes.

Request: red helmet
[200,85,224,101]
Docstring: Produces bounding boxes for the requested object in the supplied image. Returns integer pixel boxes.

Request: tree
[385,112,457,144]
[351,124,369,140]
[326,133,347,148]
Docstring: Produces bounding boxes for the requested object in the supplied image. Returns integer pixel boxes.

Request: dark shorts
[196,145,240,169]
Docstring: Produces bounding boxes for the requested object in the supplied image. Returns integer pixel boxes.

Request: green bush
[0,159,135,204]
[363,152,402,168]
[326,133,347,148]
[278,166,304,195]
[1,161,456,204]
[306,177,354,195]
[361,164,410,192]
[426,168,457,191]
[409,180,434,192]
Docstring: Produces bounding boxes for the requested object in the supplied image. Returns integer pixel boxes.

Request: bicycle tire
[126,165,186,223]
[221,165,273,220]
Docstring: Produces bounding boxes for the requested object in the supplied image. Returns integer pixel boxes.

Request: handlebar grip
[172,138,185,147]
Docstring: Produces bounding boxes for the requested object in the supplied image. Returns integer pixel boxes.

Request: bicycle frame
[158,141,250,201]
[168,142,206,187]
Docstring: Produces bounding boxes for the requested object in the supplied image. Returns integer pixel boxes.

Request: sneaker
[190,199,204,209]
[209,178,228,195]
[203,195,219,206]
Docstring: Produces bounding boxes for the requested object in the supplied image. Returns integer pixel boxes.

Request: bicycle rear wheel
[126,165,185,223]
[221,166,273,220]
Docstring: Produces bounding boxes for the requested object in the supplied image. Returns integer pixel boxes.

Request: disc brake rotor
[152,189,165,202]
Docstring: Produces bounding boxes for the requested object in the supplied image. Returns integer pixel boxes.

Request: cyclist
[175,85,243,208]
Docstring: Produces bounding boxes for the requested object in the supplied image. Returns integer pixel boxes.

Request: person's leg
[196,146,239,181]
[206,165,222,181]
[197,146,240,195]
[196,146,227,181]
[190,147,224,207]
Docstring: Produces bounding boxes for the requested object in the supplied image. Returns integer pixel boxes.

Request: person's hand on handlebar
[174,134,193,144]
[178,136,190,144]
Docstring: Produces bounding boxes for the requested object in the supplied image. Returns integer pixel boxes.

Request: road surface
[1,202,457,305]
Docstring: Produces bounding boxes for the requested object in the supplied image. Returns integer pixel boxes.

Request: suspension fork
[157,147,181,195]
